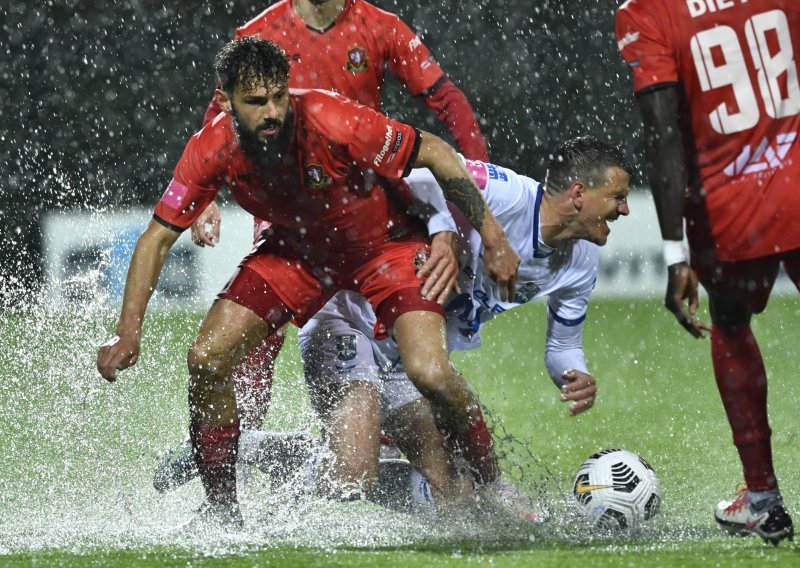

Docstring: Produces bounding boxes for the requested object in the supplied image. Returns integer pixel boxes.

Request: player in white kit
[299,136,632,514]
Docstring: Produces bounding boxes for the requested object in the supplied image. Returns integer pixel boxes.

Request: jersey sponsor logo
[723,132,797,177]
[575,482,614,495]
[336,335,358,361]
[617,30,639,51]
[373,124,394,167]
[161,179,188,209]
[304,164,332,189]
[514,281,541,304]
[392,131,404,153]
[408,36,421,51]
[486,163,508,182]
[345,46,369,74]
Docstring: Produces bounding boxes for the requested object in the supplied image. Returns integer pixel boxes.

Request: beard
[232,107,293,167]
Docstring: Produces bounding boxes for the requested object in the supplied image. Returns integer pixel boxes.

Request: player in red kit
[617,0,800,544]
[97,37,518,527]
[189,0,489,436]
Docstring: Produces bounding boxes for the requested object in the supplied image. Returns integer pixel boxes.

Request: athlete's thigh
[299,319,382,420]
[392,310,450,381]
[694,252,781,317]
[350,240,445,337]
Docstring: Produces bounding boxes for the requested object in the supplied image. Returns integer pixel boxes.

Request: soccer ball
[572,449,661,530]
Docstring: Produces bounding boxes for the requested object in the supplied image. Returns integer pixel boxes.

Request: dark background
[0,0,641,301]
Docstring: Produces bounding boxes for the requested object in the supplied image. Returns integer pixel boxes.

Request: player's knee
[403,357,454,399]
[187,342,233,378]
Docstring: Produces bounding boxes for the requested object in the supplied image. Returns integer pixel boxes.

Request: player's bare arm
[638,88,710,339]
[413,131,520,301]
[96,220,180,381]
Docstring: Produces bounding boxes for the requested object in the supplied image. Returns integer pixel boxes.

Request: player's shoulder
[292,88,353,112]
[189,113,237,156]
[349,0,401,25]
[616,0,672,20]
[236,0,292,36]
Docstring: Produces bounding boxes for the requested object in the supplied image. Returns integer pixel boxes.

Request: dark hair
[214,36,290,95]
[544,136,632,194]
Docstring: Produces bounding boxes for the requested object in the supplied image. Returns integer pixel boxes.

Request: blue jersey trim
[549,305,586,327]
[532,184,553,258]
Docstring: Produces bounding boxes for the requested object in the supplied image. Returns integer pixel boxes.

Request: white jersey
[299,160,598,383]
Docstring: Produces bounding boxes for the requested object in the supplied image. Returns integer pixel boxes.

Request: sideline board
[42,194,793,310]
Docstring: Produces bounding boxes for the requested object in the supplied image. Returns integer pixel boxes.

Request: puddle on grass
[0,271,711,557]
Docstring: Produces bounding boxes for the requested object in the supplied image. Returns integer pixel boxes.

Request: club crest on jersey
[346,47,368,74]
[304,164,332,189]
[514,281,541,304]
[336,335,357,361]
[413,248,430,271]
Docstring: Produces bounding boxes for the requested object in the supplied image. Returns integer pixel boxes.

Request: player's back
[617,0,800,261]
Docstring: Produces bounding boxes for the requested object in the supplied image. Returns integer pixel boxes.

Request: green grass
[1,297,799,566]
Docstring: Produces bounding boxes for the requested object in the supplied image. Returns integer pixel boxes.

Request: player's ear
[214,89,233,114]
[568,181,585,211]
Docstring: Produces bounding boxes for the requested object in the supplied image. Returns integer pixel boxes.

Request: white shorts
[299,317,423,418]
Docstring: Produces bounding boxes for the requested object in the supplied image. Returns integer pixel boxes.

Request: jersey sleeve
[615,0,678,94]
[152,119,226,231]
[477,162,530,219]
[384,15,444,96]
[546,243,599,328]
[308,92,420,180]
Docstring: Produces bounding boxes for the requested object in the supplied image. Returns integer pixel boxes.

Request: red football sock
[233,331,285,430]
[190,421,241,506]
[711,324,776,491]
[453,409,499,485]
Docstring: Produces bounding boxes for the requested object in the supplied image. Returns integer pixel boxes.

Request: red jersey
[155,89,424,269]
[237,0,442,111]
[617,0,800,261]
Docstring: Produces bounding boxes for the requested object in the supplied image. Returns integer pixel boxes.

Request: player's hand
[419,231,460,305]
[190,201,221,247]
[560,370,596,416]
[482,238,520,302]
[96,332,141,382]
[665,262,711,339]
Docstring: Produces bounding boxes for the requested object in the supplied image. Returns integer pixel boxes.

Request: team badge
[514,281,541,304]
[336,335,357,361]
[413,248,430,271]
[304,164,332,189]
[345,46,369,74]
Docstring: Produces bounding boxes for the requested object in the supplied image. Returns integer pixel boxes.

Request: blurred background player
[190,0,489,434]
[616,0,799,545]
[98,37,518,527]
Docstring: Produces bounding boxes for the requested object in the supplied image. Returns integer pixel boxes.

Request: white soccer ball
[572,449,661,530]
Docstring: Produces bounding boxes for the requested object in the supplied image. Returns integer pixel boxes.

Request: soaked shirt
[154,89,423,268]
[617,0,800,261]
[302,161,598,364]
[234,0,444,111]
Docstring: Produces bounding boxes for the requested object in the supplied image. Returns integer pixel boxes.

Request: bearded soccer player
[96,37,518,527]
[190,0,489,434]
[616,0,800,544]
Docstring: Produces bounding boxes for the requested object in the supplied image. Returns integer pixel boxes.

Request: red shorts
[691,246,800,314]
[218,239,444,330]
